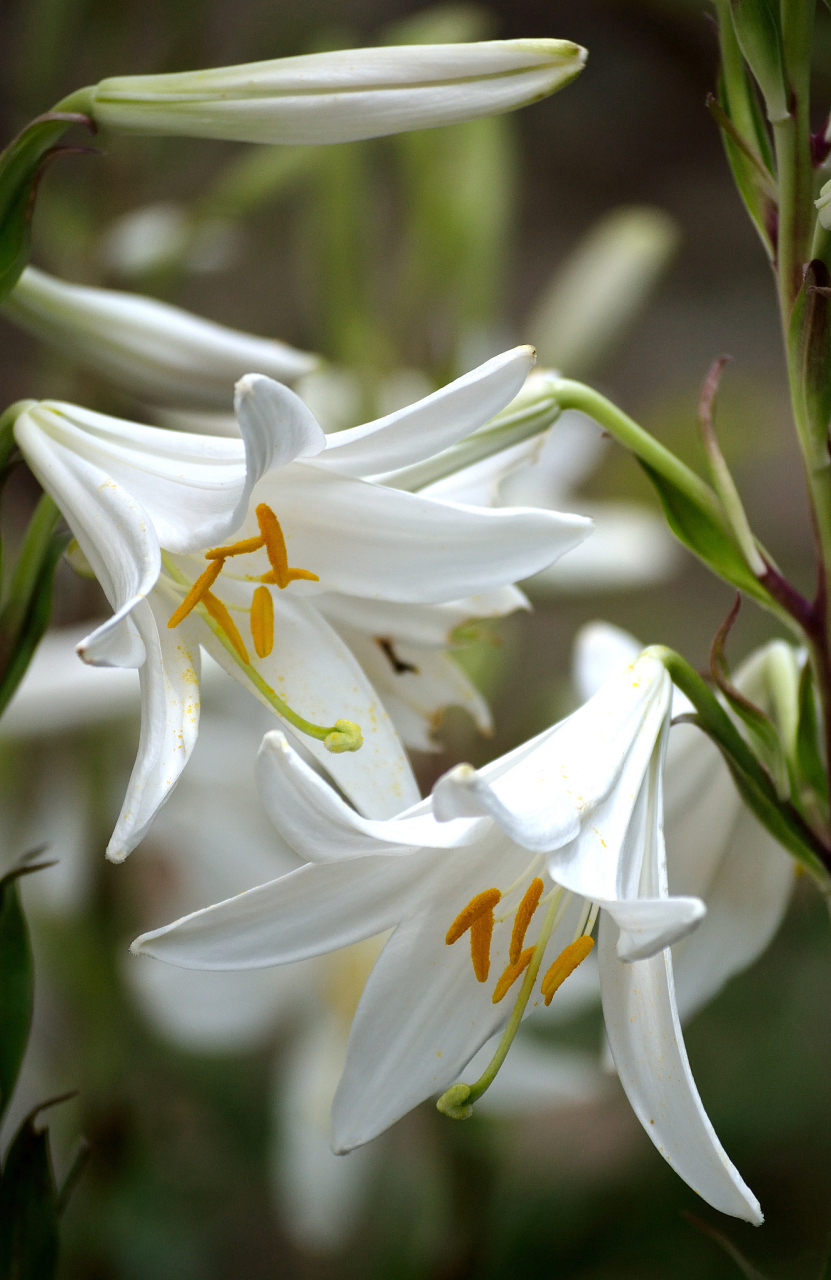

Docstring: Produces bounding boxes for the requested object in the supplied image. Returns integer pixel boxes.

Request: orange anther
[509,877,544,964]
[470,909,495,983]
[492,947,534,1003]
[445,888,502,946]
[205,536,265,560]
[250,585,274,659]
[256,503,319,589]
[541,936,594,1006]
[202,591,250,665]
[168,558,224,628]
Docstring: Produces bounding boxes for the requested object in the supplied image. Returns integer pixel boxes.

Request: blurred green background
[1,0,831,1276]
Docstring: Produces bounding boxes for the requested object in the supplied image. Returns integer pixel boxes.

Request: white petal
[599,913,762,1224]
[672,805,794,1024]
[17,393,298,556]
[416,433,548,507]
[233,373,326,469]
[499,410,607,507]
[573,621,642,702]
[6,266,318,408]
[315,587,529,648]
[328,624,492,747]
[603,894,705,963]
[15,407,160,665]
[255,731,489,861]
[106,589,201,862]
[274,1013,380,1251]
[332,869,585,1150]
[131,850,443,967]
[254,463,591,603]
[93,41,587,145]
[319,347,534,476]
[195,594,420,818]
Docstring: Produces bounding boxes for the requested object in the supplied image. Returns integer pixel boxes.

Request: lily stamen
[202,591,250,664]
[250,585,274,659]
[492,946,534,1003]
[205,535,265,560]
[256,503,319,589]
[168,557,225,628]
[446,887,501,984]
[509,876,544,964]
[445,888,501,945]
[540,936,594,1006]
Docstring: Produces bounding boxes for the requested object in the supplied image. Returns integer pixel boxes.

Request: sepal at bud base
[0,112,96,301]
[787,260,831,470]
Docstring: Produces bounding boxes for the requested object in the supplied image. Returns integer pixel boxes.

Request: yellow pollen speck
[250,585,274,659]
[168,558,225,628]
[492,946,534,1003]
[541,936,594,1005]
[509,877,544,964]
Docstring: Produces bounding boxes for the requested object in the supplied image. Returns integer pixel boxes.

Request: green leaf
[788,660,824,798]
[0,870,34,1124]
[638,460,772,603]
[787,261,831,469]
[0,527,70,721]
[0,111,95,301]
[729,0,789,122]
[0,1104,60,1280]
[710,597,790,798]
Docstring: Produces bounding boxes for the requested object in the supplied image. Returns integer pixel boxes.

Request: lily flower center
[160,506,360,757]
[168,502,319,662]
[439,872,597,1120]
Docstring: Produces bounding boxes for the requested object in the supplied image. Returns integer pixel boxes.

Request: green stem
[161,553,361,751]
[547,379,729,531]
[436,893,562,1118]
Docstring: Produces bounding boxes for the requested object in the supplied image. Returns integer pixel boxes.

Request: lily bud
[84,40,587,146]
[4,266,318,408]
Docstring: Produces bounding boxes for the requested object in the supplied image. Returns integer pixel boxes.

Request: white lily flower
[126,693,603,1251]
[85,41,587,146]
[574,622,796,1025]
[12,346,591,859]
[4,266,318,408]
[130,647,759,1221]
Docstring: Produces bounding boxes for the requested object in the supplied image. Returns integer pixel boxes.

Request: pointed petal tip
[432,763,483,822]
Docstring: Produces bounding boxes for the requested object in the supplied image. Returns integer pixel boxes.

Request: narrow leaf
[0,870,34,1123]
[0,1108,59,1279]
[788,261,831,469]
[638,460,773,604]
[709,597,790,798]
[0,113,95,300]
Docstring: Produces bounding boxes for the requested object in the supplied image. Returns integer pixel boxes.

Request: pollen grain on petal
[445,887,502,946]
[541,935,594,1006]
[250,585,274,658]
[203,590,250,664]
[492,946,534,1003]
[509,877,544,964]
[470,910,495,983]
[168,558,224,628]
